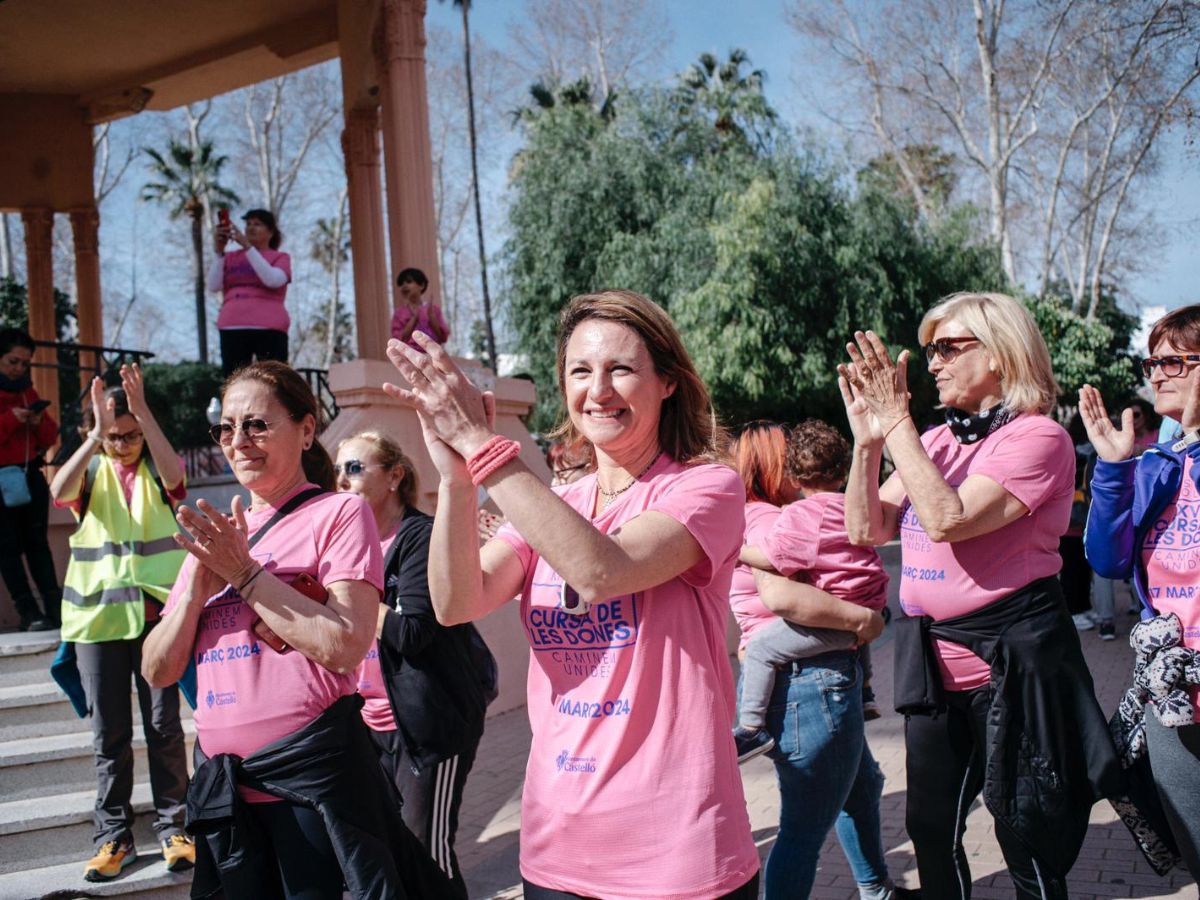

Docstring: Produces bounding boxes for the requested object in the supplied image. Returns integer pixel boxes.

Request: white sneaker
[1072,612,1095,631]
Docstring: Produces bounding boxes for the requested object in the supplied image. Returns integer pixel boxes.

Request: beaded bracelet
[467,436,522,486]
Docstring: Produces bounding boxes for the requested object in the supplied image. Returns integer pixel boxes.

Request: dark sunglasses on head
[922,336,981,364]
[1140,355,1200,379]
[209,418,276,445]
[333,459,382,478]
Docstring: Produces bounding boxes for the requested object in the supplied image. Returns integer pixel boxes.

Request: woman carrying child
[730,421,913,900]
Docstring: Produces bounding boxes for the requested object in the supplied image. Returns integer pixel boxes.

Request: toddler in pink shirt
[736,420,888,761]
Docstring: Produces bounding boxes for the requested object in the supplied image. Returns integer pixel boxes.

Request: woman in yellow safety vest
[50,365,194,882]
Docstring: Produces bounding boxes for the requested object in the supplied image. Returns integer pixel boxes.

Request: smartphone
[251,571,328,654]
[27,399,51,413]
[218,207,231,227]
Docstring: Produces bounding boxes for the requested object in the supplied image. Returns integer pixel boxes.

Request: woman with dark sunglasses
[334,430,495,898]
[1082,303,1200,881]
[141,362,451,899]
[838,292,1120,898]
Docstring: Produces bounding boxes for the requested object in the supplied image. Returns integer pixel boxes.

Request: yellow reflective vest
[60,455,186,643]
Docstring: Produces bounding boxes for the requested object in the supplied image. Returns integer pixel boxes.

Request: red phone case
[252,572,329,654]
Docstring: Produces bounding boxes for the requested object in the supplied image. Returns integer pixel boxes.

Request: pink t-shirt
[891,415,1073,690]
[162,485,382,800]
[216,248,292,332]
[390,303,449,349]
[358,527,400,733]
[1142,455,1200,722]
[729,501,782,649]
[495,457,759,899]
[763,493,888,611]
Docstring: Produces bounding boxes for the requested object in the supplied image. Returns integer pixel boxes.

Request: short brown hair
[787,419,851,489]
[732,421,792,506]
[551,290,725,464]
[223,361,335,491]
[1147,304,1200,355]
[341,430,420,509]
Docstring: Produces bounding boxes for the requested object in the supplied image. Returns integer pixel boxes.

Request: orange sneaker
[162,833,196,872]
[84,837,137,881]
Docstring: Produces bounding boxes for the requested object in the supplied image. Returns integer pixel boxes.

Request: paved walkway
[455,581,1199,899]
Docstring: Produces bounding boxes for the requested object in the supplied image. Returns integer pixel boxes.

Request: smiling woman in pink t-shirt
[384,290,759,900]
[838,292,1109,899]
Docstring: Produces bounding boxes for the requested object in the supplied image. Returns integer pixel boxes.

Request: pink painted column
[341,108,392,359]
[376,0,442,307]
[70,207,103,385]
[20,208,59,417]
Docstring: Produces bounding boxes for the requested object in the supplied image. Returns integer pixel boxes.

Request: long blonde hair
[918,292,1059,414]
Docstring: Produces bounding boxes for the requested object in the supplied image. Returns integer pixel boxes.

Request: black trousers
[522,873,760,899]
[1057,534,1092,616]
[219,328,289,377]
[246,801,345,900]
[75,622,189,848]
[0,465,60,625]
[368,727,477,896]
[905,686,1068,899]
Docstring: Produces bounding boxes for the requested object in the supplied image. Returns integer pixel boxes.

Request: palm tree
[141,141,239,363]
[674,49,776,150]
[309,190,351,368]
[440,0,497,373]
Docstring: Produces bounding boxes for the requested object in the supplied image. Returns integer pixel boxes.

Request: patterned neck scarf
[944,402,1014,445]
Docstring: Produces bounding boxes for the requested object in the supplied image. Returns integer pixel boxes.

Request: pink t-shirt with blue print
[1142,455,1200,722]
[728,500,782,649]
[495,457,759,899]
[162,485,382,799]
[357,528,400,733]
[889,415,1073,689]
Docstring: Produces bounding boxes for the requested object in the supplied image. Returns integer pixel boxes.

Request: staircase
[0,630,193,900]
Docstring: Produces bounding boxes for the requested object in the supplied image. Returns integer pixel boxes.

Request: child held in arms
[735,419,889,760]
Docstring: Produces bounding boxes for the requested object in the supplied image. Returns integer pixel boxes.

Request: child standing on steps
[735,419,889,761]
[390,267,450,351]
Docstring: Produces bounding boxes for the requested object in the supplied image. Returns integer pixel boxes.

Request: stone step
[0,783,170,876]
[0,630,60,688]
[0,680,194,742]
[0,853,191,900]
[0,722,196,802]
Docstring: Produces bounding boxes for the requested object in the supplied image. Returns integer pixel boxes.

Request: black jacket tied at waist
[186,694,457,900]
[893,576,1124,879]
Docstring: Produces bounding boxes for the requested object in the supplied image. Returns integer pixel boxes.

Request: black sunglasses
[333,459,383,478]
[922,336,981,364]
[1140,355,1200,380]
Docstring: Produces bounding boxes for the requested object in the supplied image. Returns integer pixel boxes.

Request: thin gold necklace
[597,452,661,509]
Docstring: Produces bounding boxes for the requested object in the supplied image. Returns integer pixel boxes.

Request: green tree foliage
[505,72,1006,430]
[0,277,76,340]
[141,361,224,449]
[1026,288,1140,410]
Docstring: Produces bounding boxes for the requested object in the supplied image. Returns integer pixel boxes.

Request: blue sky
[429,0,1199,313]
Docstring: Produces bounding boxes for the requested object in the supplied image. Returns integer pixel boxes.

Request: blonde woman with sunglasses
[839,292,1121,899]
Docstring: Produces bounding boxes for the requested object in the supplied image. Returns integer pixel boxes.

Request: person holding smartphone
[208,208,292,377]
[0,326,61,631]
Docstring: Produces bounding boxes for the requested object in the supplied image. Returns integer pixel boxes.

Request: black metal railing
[297,367,340,425]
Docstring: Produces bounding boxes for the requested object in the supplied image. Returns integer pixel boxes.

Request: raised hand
[383,333,493,459]
[837,367,886,448]
[1078,384,1135,462]
[843,331,911,428]
[119,364,150,421]
[87,376,114,441]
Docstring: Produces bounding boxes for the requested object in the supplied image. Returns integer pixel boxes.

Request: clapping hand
[837,331,910,446]
[174,496,255,586]
[119,364,150,422]
[86,377,114,441]
[1077,385,1135,462]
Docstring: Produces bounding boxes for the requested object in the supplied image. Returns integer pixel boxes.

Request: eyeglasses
[103,429,143,446]
[1140,355,1200,379]
[923,336,981,364]
[333,459,382,479]
[209,418,281,445]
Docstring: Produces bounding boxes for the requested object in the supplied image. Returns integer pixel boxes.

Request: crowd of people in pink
[5,285,1200,899]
